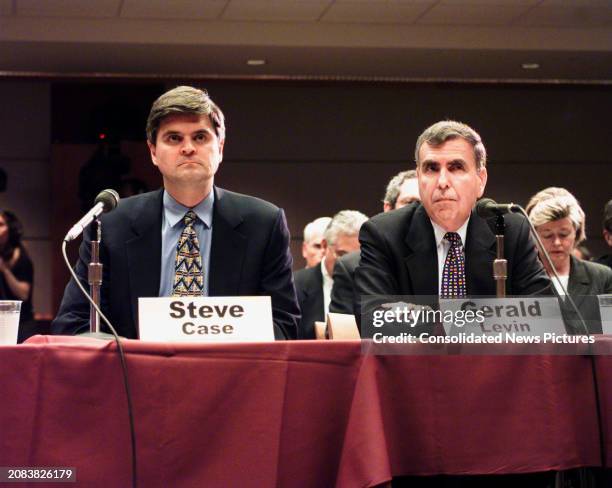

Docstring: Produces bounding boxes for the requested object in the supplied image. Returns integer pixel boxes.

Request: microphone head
[94,189,120,213]
[475,198,498,218]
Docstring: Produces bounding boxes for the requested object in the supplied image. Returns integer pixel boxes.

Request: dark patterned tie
[172,210,204,296]
[441,232,466,299]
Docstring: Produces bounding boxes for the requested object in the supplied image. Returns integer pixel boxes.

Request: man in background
[382,170,420,211]
[294,210,367,339]
[596,199,612,269]
[301,216,331,268]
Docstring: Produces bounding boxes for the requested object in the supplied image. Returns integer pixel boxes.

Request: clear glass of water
[0,301,21,345]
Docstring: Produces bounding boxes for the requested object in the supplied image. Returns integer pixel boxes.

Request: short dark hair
[146,86,225,144]
[415,120,487,170]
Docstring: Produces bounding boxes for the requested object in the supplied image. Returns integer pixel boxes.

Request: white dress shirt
[551,275,570,295]
[321,258,333,315]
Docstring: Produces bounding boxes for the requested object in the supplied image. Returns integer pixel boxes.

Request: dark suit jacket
[563,255,612,334]
[52,187,299,340]
[329,251,360,315]
[293,265,325,339]
[595,254,612,269]
[355,203,551,299]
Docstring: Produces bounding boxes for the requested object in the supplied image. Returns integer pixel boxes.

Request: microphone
[64,189,120,242]
[476,198,521,219]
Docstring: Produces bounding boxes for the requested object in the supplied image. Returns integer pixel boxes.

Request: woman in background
[0,210,34,339]
[526,188,612,333]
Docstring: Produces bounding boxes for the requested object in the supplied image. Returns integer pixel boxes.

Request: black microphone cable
[61,240,137,488]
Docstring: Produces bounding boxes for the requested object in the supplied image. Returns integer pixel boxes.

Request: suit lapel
[568,255,589,309]
[209,187,247,295]
[464,211,497,296]
[404,206,438,296]
[126,189,164,327]
[304,265,324,318]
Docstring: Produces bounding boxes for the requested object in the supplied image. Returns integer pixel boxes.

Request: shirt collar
[163,189,214,229]
[431,217,469,248]
[320,258,333,285]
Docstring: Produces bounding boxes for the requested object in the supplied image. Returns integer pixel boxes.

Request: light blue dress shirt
[158,190,214,297]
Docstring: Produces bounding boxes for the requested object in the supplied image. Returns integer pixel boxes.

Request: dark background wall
[1,78,610,316]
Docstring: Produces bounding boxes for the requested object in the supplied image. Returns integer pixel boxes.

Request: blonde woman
[527,188,612,332]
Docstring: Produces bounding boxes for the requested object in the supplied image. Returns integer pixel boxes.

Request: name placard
[598,294,612,334]
[138,296,274,343]
[440,297,566,339]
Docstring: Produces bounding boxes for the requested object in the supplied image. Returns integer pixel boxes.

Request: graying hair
[146,86,225,144]
[526,187,586,244]
[324,210,368,246]
[414,120,487,170]
[303,216,332,243]
[383,170,417,207]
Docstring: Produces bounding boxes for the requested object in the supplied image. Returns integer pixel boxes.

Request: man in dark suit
[596,199,612,269]
[330,170,420,315]
[52,86,299,340]
[355,120,550,307]
[294,210,367,339]
[328,252,361,316]
[356,123,558,488]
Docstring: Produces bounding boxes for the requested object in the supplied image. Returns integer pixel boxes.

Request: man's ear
[147,141,158,167]
[321,238,329,253]
[477,167,488,198]
[383,202,393,212]
[218,138,225,161]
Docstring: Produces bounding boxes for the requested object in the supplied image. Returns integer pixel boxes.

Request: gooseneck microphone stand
[493,214,507,298]
[88,218,102,333]
[61,189,137,488]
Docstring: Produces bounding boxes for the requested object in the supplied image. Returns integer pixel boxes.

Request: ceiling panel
[17,0,121,18]
[2,40,611,81]
[322,1,433,23]
[121,0,229,20]
[540,0,611,5]
[417,4,532,25]
[222,1,331,22]
[440,0,538,5]
[1,0,611,81]
[517,5,612,27]
[330,0,431,3]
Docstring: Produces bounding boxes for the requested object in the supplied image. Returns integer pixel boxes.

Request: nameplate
[439,297,566,339]
[598,295,612,334]
[138,296,274,343]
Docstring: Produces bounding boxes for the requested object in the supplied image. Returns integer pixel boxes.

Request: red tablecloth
[0,336,610,487]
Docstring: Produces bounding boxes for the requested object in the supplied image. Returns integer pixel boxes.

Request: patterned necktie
[441,232,467,299]
[172,210,204,296]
